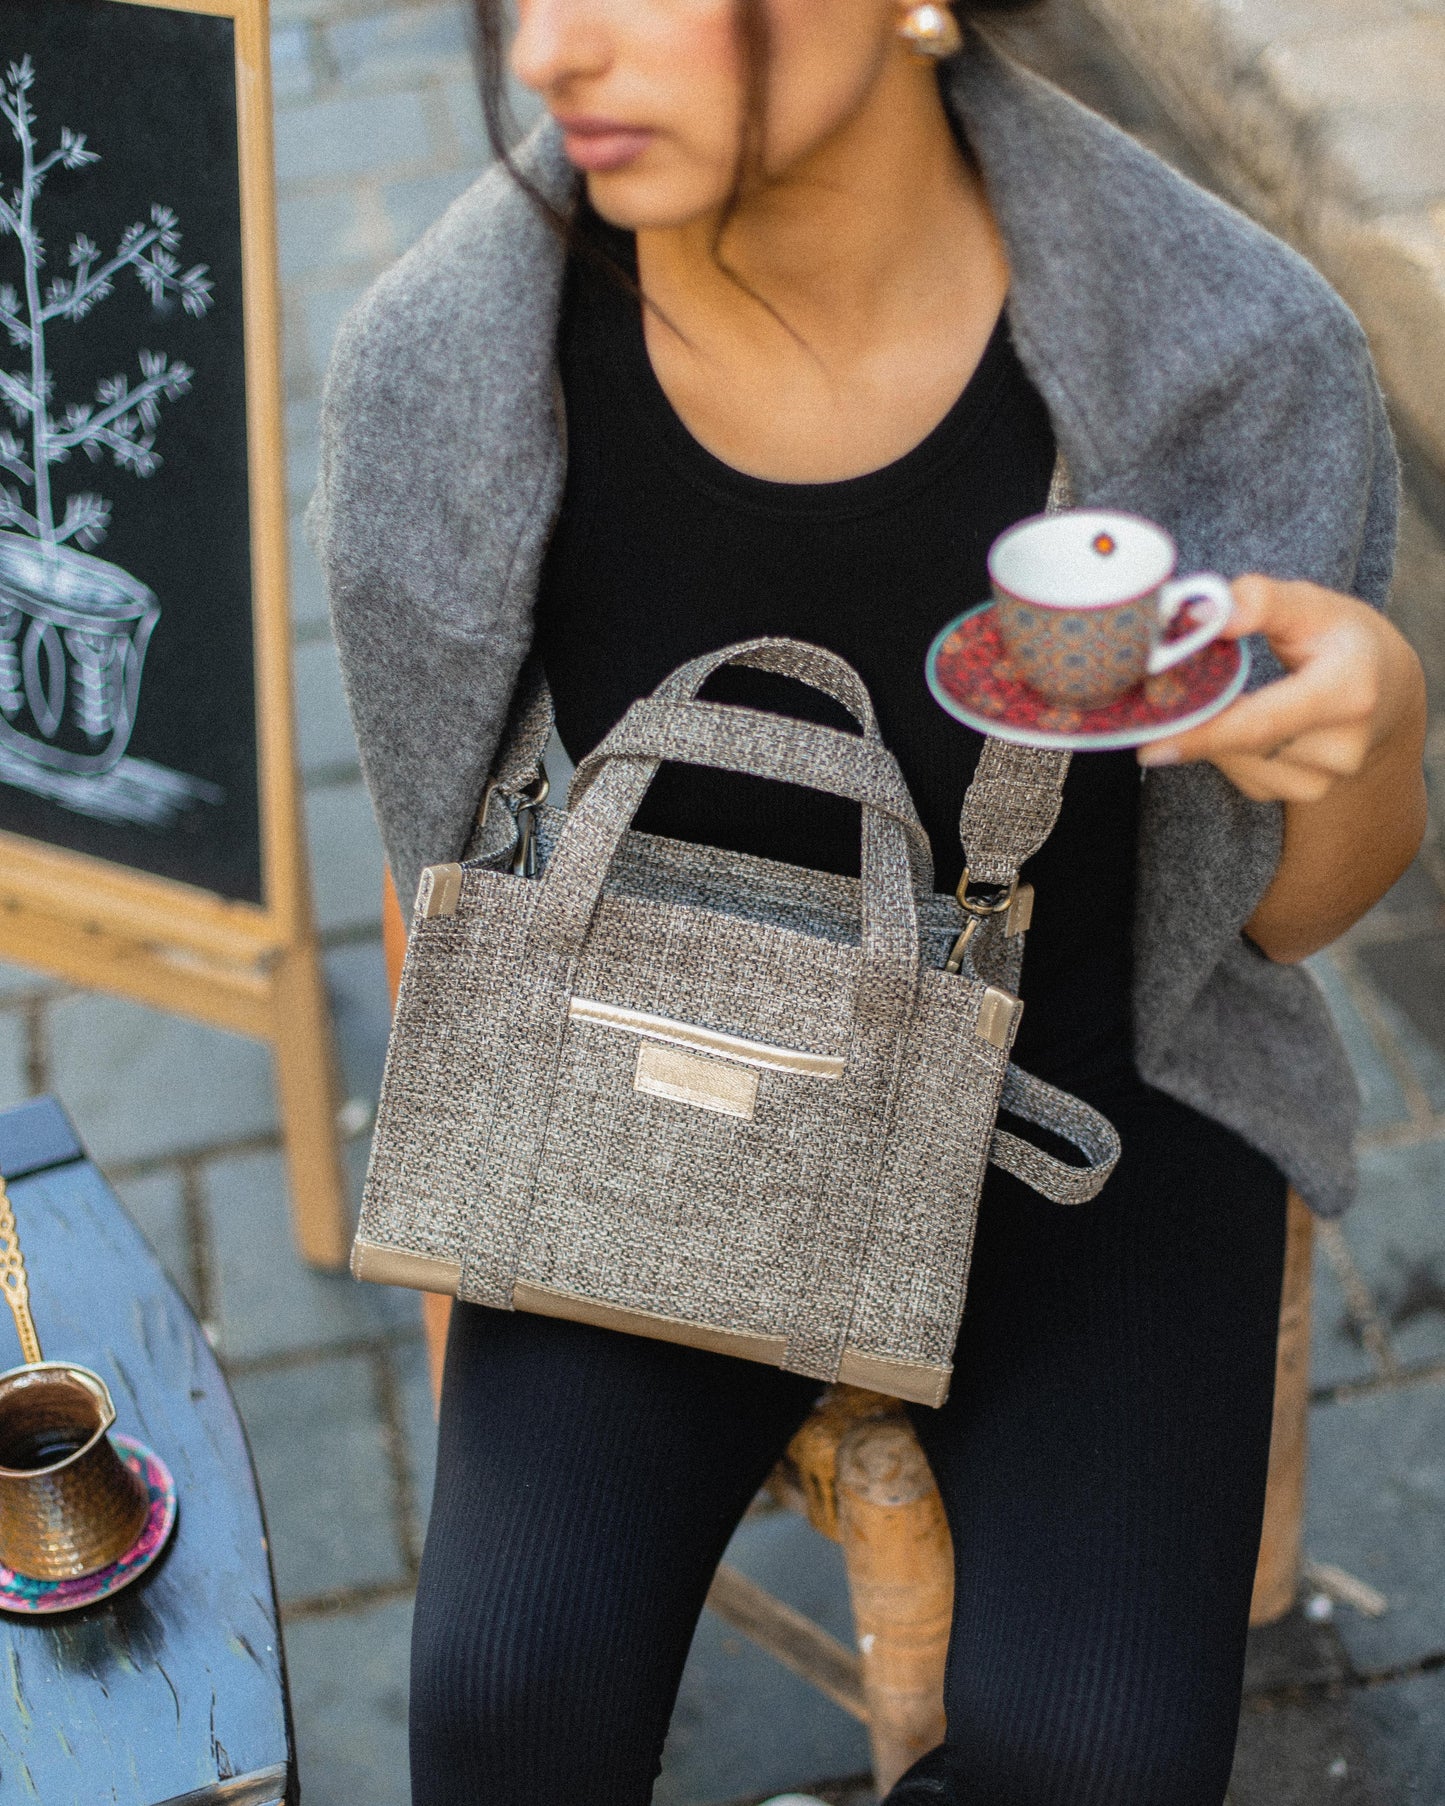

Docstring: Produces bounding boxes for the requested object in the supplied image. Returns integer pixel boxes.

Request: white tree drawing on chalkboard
[0,56,221,826]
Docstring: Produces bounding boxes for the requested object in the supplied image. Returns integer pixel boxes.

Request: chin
[584,166,728,233]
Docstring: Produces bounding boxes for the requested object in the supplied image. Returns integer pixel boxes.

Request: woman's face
[510,0,908,228]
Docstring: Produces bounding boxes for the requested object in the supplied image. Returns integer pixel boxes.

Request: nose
[511,0,612,98]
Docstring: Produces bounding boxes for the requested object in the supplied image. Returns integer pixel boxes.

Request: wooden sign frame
[0,0,348,1266]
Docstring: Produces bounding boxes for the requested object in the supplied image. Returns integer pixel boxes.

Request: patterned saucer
[926,601,1250,750]
[0,1435,177,1615]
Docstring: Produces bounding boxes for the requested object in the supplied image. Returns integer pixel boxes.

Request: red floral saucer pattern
[926,602,1250,750]
[0,1436,177,1615]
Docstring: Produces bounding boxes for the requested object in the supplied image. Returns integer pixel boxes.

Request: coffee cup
[0,1361,149,1579]
[989,510,1234,710]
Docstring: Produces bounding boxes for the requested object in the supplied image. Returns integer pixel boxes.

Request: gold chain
[0,1178,43,1366]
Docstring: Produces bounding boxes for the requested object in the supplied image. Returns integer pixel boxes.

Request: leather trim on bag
[635,1042,759,1118]
[351,1238,462,1294]
[568,997,845,1078]
[417,862,464,918]
[512,1280,789,1365]
[975,987,1019,1050]
[836,1348,951,1408]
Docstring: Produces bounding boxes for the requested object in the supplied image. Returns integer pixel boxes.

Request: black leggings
[410,1080,1287,1806]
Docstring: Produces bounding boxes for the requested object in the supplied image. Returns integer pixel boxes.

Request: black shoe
[881,1746,953,1804]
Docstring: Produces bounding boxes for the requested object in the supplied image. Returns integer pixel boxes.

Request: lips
[555,115,654,173]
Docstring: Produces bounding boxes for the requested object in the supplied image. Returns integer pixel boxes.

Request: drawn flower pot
[0,532,159,776]
[0,56,212,800]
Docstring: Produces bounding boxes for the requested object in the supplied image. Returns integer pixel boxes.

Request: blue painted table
[0,1097,295,1806]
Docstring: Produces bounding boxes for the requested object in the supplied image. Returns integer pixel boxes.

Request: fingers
[1142,703,1372,799]
[1134,576,1420,806]
[1141,652,1374,770]
[1275,725,1374,775]
[1215,572,1270,640]
[1211,753,1336,805]
[1222,574,1348,656]
[1141,593,1384,771]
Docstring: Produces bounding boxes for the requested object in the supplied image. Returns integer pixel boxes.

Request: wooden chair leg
[780,1383,894,1540]
[1250,1188,1314,1625]
[381,866,408,1003]
[270,937,351,1268]
[421,1291,452,1403]
[739,1194,1313,1794]
[384,869,452,1405]
[835,1413,953,1794]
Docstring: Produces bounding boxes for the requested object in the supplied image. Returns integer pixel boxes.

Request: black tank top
[535,221,1140,1090]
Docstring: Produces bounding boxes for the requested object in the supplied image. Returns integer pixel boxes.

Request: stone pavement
[0,3,1439,1802]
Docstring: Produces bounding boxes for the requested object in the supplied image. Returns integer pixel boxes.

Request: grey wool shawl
[311,34,1398,1218]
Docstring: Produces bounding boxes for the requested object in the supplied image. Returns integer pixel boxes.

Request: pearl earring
[898,3,963,58]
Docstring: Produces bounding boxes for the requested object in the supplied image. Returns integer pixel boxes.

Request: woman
[312,3,1427,1801]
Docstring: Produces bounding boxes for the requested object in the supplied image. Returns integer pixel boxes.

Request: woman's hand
[1137,574,1422,800]
[1138,574,1428,963]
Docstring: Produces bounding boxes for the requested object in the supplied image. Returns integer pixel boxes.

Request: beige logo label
[635,1042,759,1119]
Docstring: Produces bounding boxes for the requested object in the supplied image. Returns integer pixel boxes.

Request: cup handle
[1148,573,1234,675]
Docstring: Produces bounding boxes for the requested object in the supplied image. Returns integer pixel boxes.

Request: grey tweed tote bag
[353,639,1119,1407]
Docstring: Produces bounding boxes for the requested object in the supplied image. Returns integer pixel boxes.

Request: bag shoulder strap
[957,742,1071,888]
[491,655,553,794]
[467,654,555,865]
[956,454,1075,887]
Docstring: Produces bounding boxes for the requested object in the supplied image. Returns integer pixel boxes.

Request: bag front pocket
[516,1002,852,1338]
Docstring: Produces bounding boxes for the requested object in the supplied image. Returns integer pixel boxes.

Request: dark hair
[471,1,1039,325]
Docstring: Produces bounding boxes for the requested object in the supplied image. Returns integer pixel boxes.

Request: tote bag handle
[533,640,928,994]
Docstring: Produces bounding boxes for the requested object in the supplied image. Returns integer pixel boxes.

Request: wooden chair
[382,875,1313,1796]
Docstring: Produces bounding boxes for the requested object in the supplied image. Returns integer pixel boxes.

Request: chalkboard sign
[0,0,349,1270]
[0,0,258,899]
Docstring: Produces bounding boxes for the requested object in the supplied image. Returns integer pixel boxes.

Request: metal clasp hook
[508,772,550,878]
[943,868,1020,975]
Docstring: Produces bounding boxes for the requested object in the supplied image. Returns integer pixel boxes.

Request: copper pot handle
[0,1177,44,1367]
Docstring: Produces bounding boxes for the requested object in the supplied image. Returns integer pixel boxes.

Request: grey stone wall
[1073,0,1445,474]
